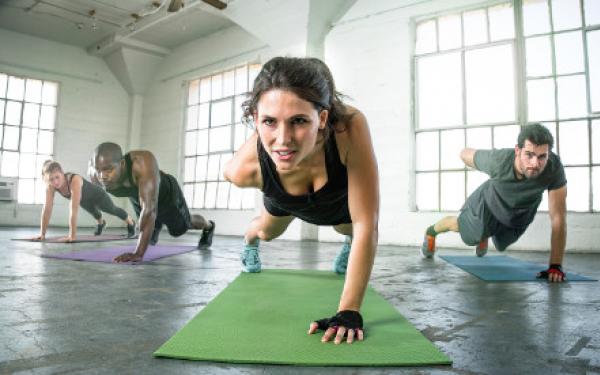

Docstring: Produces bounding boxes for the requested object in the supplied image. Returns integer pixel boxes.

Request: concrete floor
[0,226,599,375]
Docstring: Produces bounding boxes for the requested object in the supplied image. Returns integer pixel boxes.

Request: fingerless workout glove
[537,264,565,280]
[315,310,363,331]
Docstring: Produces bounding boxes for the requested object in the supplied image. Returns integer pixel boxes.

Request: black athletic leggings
[79,191,128,221]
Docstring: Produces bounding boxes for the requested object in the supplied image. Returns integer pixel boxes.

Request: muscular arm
[460,148,477,169]
[548,186,567,266]
[337,111,379,313]
[67,175,83,239]
[131,152,160,259]
[223,132,262,188]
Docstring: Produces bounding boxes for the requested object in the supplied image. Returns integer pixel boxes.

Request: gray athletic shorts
[457,190,528,251]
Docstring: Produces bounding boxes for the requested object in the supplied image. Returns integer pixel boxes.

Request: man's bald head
[94,142,123,164]
[93,142,125,189]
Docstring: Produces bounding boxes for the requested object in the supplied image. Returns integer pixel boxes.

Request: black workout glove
[315,310,363,332]
[537,264,566,280]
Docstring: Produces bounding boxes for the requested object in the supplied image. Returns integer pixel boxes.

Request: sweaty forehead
[257,89,315,116]
[95,155,115,167]
[522,140,549,154]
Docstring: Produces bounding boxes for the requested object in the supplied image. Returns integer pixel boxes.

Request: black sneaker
[198,220,215,250]
[94,220,106,236]
[150,223,162,246]
[127,221,136,238]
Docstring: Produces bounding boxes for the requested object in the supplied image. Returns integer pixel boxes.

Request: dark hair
[41,160,62,176]
[518,123,554,150]
[94,142,123,163]
[242,57,350,140]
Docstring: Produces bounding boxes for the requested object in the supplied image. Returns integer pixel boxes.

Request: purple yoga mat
[14,235,136,243]
[41,244,199,263]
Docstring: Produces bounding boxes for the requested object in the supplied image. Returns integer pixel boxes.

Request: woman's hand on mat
[308,310,364,344]
[113,252,143,263]
[57,236,75,243]
[31,234,45,241]
[537,264,566,283]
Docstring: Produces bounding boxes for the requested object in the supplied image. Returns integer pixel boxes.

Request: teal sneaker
[333,236,352,274]
[241,240,261,273]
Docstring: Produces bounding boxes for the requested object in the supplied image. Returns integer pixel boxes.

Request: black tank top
[258,134,350,224]
[106,153,171,204]
[56,173,97,201]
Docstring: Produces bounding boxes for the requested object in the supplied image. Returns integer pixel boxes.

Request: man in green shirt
[420,124,568,282]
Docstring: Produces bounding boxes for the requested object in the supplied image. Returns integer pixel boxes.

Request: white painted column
[127,94,143,150]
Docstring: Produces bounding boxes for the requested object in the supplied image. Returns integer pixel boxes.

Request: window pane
[554,31,584,74]
[0,125,3,146]
[34,178,45,204]
[200,78,211,103]
[440,129,465,169]
[17,178,35,204]
[235,66,248,94]
[0,74,6,98]
[216,182,230,208]
[438,14,461,50]
[39,105,55,130]
[493,125,520,148]
[228,184,242,209]
[235,95,245,124]
[36,155,50,177]
[193,182,205,208]
[588,30,600,112]
[1,151,19,177]
[593,167,600,211]
[585,0,600,26]
[558,121,588,164]
[184,157,195,182]
[467,170,489,195]
[0,100,4,123]
[22,103,40,128]
[206,155,220,181]
[465,44,516,124]
[186,105,198,130]
[5,101,22,125]
[557,75,587,119]
[20,128,38,153]
[241,188,255,209]
[565,167,589,211]
[416,172,438,210]
[211,100,232,127]
[196,130,208,155]
[234,123,247,150]
[183,184,194,206]
[205,182,218,208]
[463,9,487,46]
[523,0,551,36]
[195,155,208,181]
[527,79,556,121]
[551,0,582,31]
[37,130,54,155]
[223,70,234,97]
[219,153,232,181]
[415,20,437,54]
[7,76,24,101]
[211,74,223,100]
[489,3,515,41]
[441,171,465,211]
[526,36,553,77]
[188,79,199,105]
[18,153,36,178]
[592,120,600,163]
[248,64,261,91]
[466,127,492,149]
[3,126,19,150]
[25,79,42,103]
[209,126,232,152]
[185,131,197,156]
[41,82,58,105]
[417,52,462,129]
[199,103,210,129]
[541,121,557,145]
[416,131,439,171]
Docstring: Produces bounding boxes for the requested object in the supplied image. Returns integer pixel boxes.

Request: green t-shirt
[472,148,566,228]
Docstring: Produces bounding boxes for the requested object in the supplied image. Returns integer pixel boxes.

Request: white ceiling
[0,0,235,50]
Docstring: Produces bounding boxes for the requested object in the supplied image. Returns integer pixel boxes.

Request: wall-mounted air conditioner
[0,177,17,201]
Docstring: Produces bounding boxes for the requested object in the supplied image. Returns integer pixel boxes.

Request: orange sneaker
[476,237,488,257]
[420,234,436,258]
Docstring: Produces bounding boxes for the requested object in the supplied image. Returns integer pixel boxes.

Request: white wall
[0,28,131,229]
[320,0,600,252]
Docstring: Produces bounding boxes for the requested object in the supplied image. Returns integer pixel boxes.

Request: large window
[414,0,600,212]
[0,73,57,204]
[183,64,261,210]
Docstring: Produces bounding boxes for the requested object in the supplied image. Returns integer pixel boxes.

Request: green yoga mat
[154,269,451,367]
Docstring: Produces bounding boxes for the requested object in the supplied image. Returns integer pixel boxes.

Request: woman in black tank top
[224,57,379,345]
[31,160,135,242]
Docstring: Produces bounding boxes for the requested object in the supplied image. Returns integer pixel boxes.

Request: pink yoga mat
[13,235,136,243]
[41,244,199,263]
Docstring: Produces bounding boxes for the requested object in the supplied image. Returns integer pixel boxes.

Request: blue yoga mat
[440,255,596,282]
